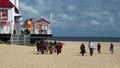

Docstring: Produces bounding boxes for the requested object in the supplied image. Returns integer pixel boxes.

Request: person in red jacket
[56,42,63,55]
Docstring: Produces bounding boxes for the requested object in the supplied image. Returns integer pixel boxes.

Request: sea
[48,37,120,42]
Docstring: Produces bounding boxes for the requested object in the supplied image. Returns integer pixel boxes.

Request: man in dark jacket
[80,43,86,56]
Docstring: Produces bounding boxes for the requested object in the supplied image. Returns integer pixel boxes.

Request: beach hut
[32,18,51,34]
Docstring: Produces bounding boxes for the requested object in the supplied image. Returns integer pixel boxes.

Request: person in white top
[88,41,94,56]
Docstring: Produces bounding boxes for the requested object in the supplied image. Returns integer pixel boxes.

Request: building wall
[8,8,13,23]
[0,0,21,34]
[9,7,15,34]
[0,8,13,34]
[34,23,48,34]
[10,0,21,34]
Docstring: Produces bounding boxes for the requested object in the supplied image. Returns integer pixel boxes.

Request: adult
[80,43,86,56]
[97,43,101,53]
[110,43,114,54]
[56,42,63,55]
[88,41,94,56]
[49,41,53,54]
[36,41,40,52]
[53,41,57,52]
[40,40,45,54]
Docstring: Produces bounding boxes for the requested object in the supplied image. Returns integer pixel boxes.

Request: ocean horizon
[47,36,120,42]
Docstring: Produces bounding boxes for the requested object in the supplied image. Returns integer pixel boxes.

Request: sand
[0,41,120,68]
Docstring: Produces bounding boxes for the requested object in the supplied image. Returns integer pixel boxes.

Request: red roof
[0,0,19,13]
[34,18,50,24]
[0,0,14,8]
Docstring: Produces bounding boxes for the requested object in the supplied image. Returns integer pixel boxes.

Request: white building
[0,0,21,34]
[31,18,51,34]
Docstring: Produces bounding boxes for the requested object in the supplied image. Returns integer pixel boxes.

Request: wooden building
[31,18,51,35]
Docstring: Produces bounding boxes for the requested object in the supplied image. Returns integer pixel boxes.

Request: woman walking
[110,43,114,54]
[97,43,101,53]
[80,43,86,56]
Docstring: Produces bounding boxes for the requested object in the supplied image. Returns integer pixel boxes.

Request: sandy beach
[0,41,120,68]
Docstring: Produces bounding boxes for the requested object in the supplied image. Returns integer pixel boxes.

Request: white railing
[10,34,30,45]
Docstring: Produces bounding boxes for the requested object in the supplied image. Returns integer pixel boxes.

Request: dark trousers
[97,49,101,53]
[80,50,85,56]
[57,48,61,55]
[90,48,93,56]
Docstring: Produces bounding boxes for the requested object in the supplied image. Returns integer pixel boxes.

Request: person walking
[110,43,114,54]
[80,43,86,56]
[49,41,53,54]
[56,42,63,55]
[97,43,101,54]
[36,41,40,52]
[88,41,94,56]
[53,41,57,53]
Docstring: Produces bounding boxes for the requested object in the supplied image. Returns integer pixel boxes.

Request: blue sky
[19,0,120,37]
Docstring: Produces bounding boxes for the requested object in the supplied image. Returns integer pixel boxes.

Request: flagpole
[50,12,53,34]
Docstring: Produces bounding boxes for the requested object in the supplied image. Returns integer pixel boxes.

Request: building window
[0,9,8,21]
[37,23,42,29]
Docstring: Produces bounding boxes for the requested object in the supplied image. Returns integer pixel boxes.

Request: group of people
[36,40,63,55]
[36,40,114,56]
[80,41,114,56]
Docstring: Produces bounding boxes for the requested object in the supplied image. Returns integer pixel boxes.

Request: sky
[19,0,120,37]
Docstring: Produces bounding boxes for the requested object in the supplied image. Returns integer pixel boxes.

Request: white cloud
[67,5,75,11]
[108,16,114,23]
[63,13,74,20]
[83,11,110,18]
[19,1,39,16]
[107,16,120,32]
[52,12,78,28]
[118,12,120,16]
[37,0,44,4]
[19,0,120,36]
[103,11,110,15]
[91,19,99,25]
[83,12,100,17]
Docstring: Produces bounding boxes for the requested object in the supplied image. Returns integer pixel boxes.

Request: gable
[34,18,50,24]
[0,0,14,8]
[0,0,19,13]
